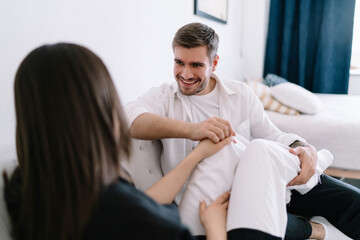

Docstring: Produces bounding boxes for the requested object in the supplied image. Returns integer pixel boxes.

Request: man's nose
[181,66,194,79]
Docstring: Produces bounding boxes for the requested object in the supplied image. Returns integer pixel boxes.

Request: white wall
[242,0,269,81]
[0,0,269,151]
[349,72,360,95]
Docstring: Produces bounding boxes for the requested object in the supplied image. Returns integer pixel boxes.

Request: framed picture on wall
[194,0,228,24]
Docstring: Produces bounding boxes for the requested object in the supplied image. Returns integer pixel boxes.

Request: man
[125,23,360,239]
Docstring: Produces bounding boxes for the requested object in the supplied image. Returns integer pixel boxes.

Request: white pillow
[246,80,300,115]
[270,82,323,114]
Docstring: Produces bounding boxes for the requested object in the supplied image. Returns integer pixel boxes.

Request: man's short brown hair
[172,22,219,63]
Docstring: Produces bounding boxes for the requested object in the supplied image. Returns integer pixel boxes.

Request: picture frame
[194,0,228,24]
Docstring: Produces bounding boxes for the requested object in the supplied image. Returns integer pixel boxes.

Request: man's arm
[129,112,234,142]
[129,112,191,140]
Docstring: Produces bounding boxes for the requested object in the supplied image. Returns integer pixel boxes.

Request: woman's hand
[194,136,235,160]
[199,191,230,240]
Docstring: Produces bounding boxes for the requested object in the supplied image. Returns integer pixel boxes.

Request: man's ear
[212,55,219,72]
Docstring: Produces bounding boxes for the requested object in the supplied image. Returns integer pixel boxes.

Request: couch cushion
[122,138,163,191]
[0,146,17,240]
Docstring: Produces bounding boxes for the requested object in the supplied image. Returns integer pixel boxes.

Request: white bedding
[266,94,360,171]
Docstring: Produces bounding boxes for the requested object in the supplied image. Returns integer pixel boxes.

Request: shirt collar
[211,73,236,95]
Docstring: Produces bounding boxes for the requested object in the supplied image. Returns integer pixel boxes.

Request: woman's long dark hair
[2,43,131,240]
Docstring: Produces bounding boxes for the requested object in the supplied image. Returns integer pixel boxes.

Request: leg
[197,230,282,240]
[182,139,316,239]
[285,213,312,240]
[179,143,242,236]
[228,228,281,240]
[287,174,360,239]
[227,139,301,238]
[285,214,327,240]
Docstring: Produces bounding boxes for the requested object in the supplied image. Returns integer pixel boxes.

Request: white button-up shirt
[125,74,305,177]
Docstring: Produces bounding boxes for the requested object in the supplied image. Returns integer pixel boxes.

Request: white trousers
[178,138,333,237]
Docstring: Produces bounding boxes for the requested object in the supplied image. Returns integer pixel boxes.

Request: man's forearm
[129,112,192,140]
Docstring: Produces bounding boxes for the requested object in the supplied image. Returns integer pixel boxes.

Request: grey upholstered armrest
[122,138,163,191]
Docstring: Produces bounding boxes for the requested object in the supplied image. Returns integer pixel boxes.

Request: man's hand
[189,117,235,143]
[287,144,318,186]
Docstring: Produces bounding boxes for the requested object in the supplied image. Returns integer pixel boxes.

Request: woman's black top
[83,178,194,240]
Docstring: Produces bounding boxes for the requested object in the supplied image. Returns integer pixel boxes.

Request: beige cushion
[246,80,300,115]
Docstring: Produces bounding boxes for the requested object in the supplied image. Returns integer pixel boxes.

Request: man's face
[174,46,218,96]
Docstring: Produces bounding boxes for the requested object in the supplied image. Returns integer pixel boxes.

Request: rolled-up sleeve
[247,85,306,146]
[124,83,173,127]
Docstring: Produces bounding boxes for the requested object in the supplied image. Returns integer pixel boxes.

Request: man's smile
[180,78,200,86]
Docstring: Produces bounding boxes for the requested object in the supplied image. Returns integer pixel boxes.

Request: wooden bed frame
[325,167,360,180]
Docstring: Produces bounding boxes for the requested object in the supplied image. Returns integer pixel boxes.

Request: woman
[2,43,232,240]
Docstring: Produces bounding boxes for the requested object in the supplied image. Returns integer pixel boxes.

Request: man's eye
[175,61,183,65]
[193,63,202,67]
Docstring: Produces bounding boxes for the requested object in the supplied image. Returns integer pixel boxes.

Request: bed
[266,93,360,179]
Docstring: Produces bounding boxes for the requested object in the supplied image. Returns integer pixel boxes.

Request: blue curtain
[263,0,355,94]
